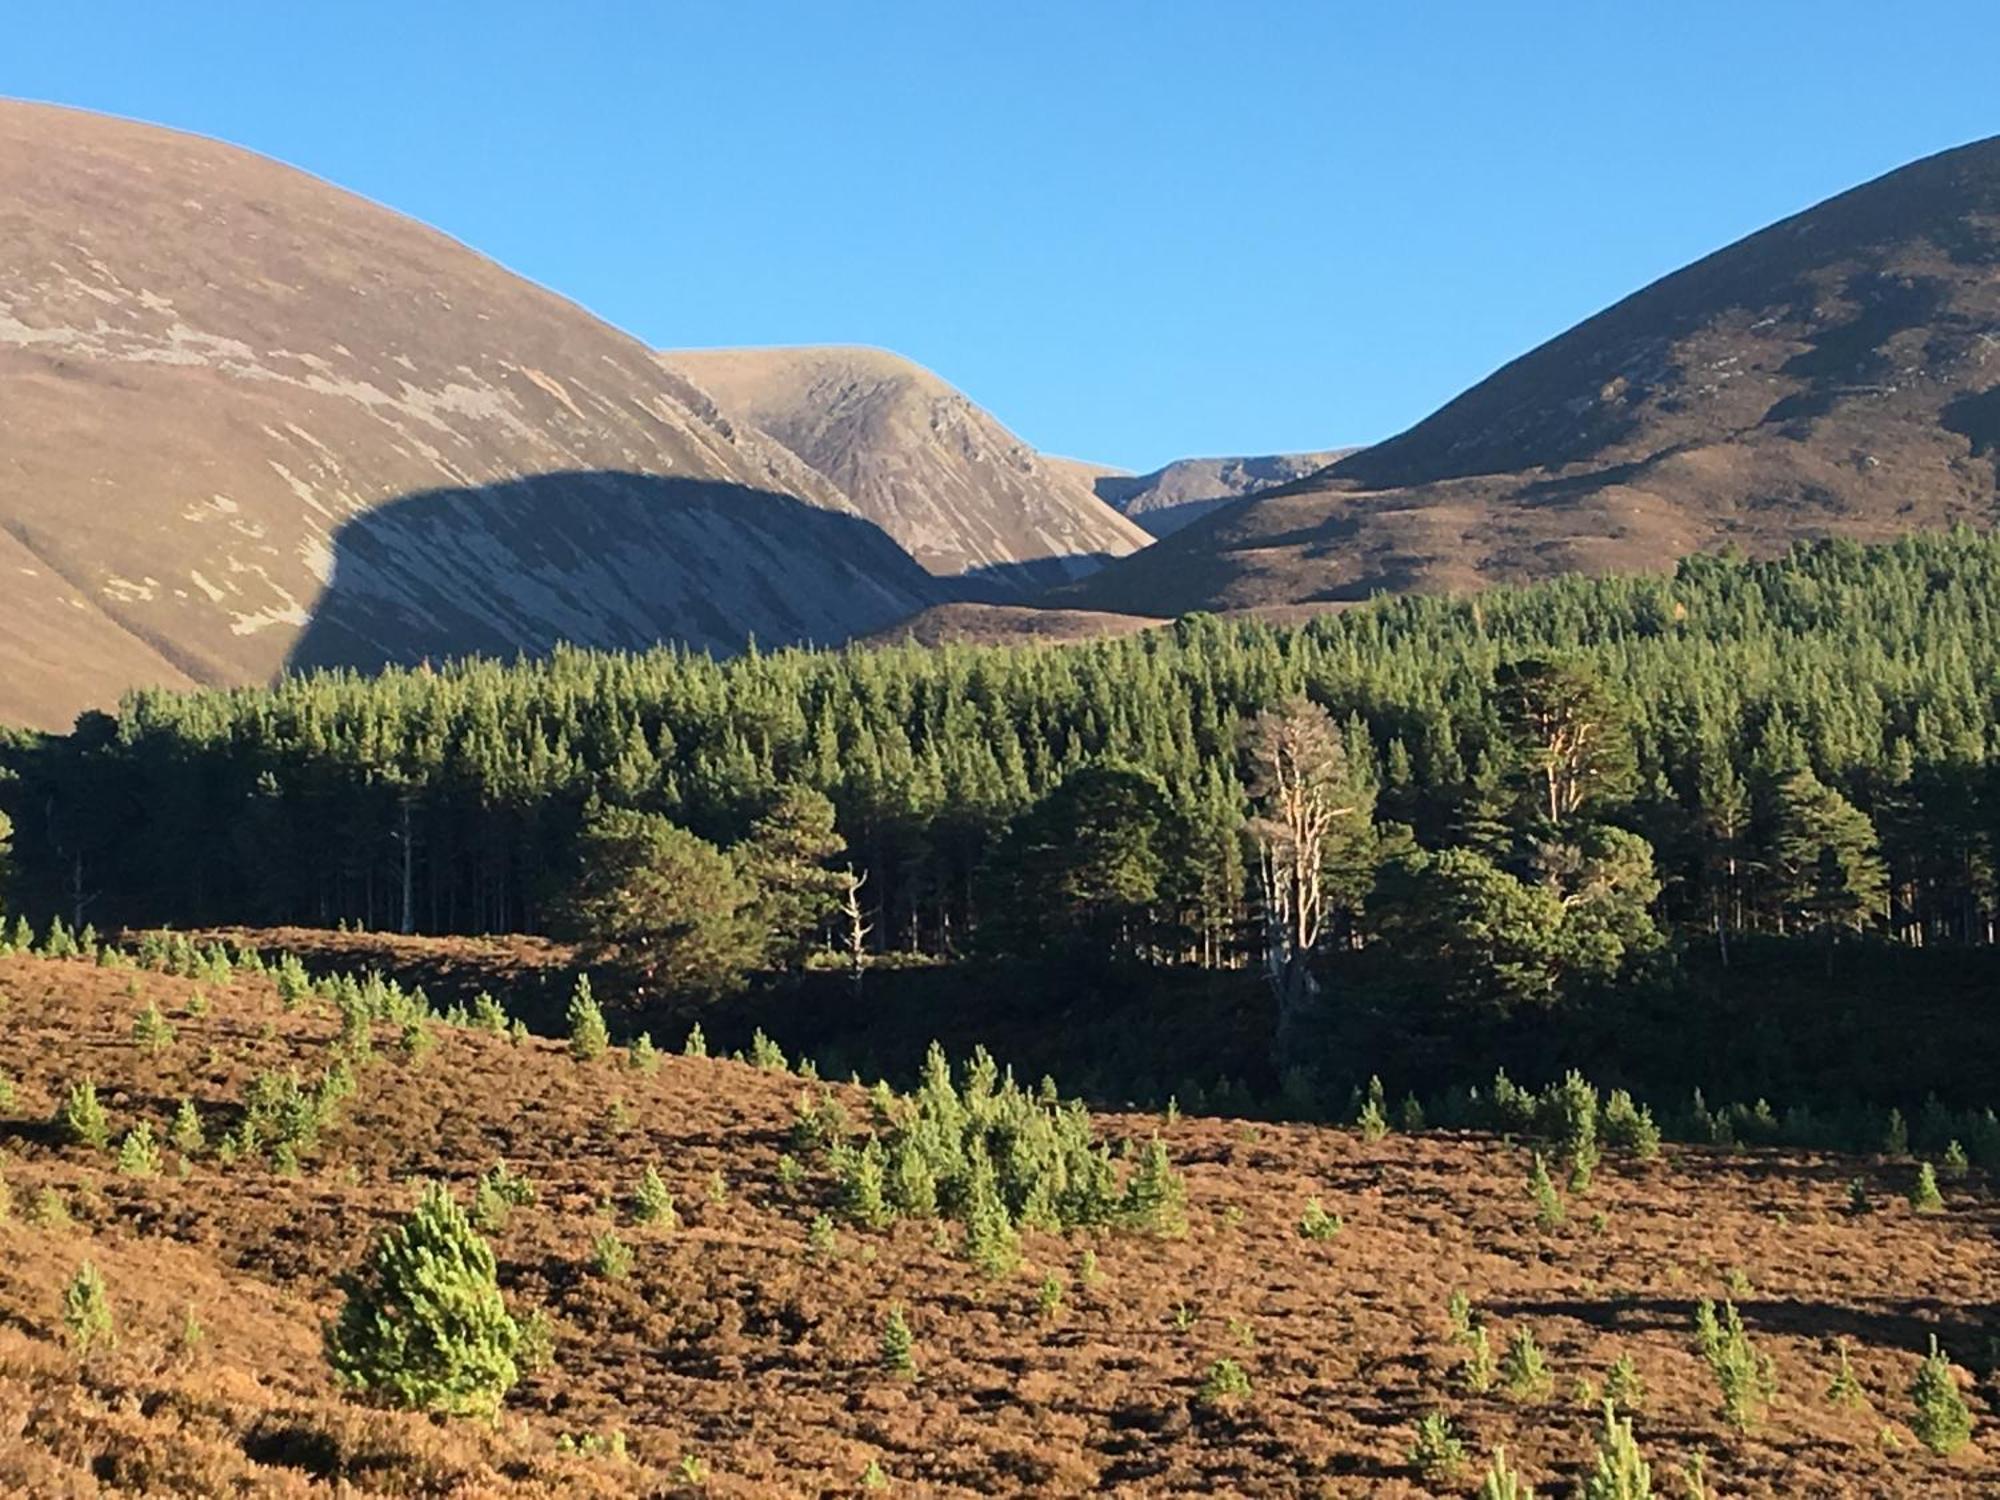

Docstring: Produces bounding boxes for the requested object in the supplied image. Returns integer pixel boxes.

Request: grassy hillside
[1,943,1995,1495]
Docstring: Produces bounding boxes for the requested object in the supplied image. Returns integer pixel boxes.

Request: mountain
[0,101,944,731]
[1061,134,2000,617]
[657,346,1152,593]
[1092,450,1351,537]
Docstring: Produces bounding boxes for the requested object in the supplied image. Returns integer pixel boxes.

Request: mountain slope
[1092,450,1352,537]
[1062,133,2000,616]
[657,346,1152,592]
[0,102,941,731]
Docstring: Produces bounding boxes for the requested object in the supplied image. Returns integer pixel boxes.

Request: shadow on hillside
[956,551,1129,601]
[283,470,942,678]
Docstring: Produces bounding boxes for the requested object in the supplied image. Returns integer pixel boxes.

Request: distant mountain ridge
[1093,451,1353,537]
[657,346,1151,594]
[0,101,947,730]
[1059,133,2000,618]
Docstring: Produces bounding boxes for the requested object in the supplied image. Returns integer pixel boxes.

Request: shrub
[1356,1094,1390,1143]
[1605,1351,1646,1412]
[836,1136,892,1228]
[117,1122,160,1178]
[880,1304,915,1378]
[633,1165,677,1228]
[1576,1399,1651,1500]
[62,1079,110,1150]
[471,1160,536,1233]
[683,1023,707,1057]
[469,991,508,1033]
[1502,1325,1552,1401]
[1847,1177,1871,1215]
[63,1261,113,1356]
[1447,1290,1476,1342]
[1408,1411,1466,1483]
[627,1032,659,1072]
[1909,1335,1973,1455]
[1909,1162,1944,1214]
[1602,1090,1660,1159]
[1477,1445,1537,1500]
[169,1099,205,1156]
[960,1143,1022,1277]
[1298,1198,1343,1241]
[749,1028,787,1071]
[1825,1337,1863,1408]
[566,976,608,1062]
[1037,1273,1064,1318]
[324,1183,522,1417]
[1199,1357,1251,1406]
[591,1231,633,1281]
[131,1000,175,1055]
[1692,1299,1774,1431]
[807,1213,837,1259]
[1529,1152,1564,1229]
[1883,1108,1909,1157]
[1941,1139,1970,1180]
[1123,1136,1188,1237]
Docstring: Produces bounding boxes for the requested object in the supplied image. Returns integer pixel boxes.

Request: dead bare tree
[840,867,872,1000]
[1247,697,1355,1053]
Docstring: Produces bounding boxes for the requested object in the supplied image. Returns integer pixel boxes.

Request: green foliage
[1502,1325,1553,1401]
[566,975,609,1061]
[632,1165,677,1228]
[63,1261,113,1356]
[1825,1337,1864,1408]
[880,1304,915,1379]
[1692,1299,1774,1431]
[62,1078,109,1150]
[1847,1177,1872,1215]
[551,807,757,1000]
[1909,1335,1973,1455]
[117,1122,160,1178]
[1037,1273,1064,1318]
[1602,1090,1661,1160]
[1941,1138,1970,1180]
[1576,1399,1652,1500]
[1122,1136,1188,1236]
[682,1023,707,1058]
[469,991,508,1033]
[1407,1411,1467,1484]
[1477,1445,1537,1500]
[627,1031,659,1072]
[470,1160,536,1234]
[1909,1162,1944,1213]
[1198,1357,1251,1406]
[1297,1198,1343,1241]
[748,1028,787,1071]
[325,1184,521,1417]
[1528,1152,1564,1229]
[131,999,175,1055]
[590,1230,633,1281]
[1605,1352,1646,1412]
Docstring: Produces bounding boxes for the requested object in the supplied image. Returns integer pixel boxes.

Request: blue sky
[8,4,1997,471]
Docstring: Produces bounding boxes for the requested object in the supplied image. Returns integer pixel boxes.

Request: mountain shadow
[285,471,946,677]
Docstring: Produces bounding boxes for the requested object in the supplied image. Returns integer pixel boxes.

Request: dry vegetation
[0,946,1996,1496]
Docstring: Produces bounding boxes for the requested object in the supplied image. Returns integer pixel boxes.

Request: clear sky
[7,3,1998,471]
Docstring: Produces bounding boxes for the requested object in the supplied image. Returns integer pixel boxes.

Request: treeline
[6,530,2000,980]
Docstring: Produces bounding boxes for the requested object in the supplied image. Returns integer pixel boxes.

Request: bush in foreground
[325,1182,522,1418]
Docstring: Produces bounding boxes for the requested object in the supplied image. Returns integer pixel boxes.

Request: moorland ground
[0,944,1995,1497]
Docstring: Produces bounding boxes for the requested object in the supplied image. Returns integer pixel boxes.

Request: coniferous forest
[7,530,2000,1111]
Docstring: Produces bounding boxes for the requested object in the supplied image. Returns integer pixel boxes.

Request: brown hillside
[0,102,942,732]
[1061,134,2000,616]
[658,347,1152,594]
[2,946,1997,1495]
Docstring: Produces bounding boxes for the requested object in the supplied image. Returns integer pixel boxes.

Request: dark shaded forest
[7,530,2000,1112]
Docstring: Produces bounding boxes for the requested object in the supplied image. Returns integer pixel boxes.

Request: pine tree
[1909,1335,1974,1455]
[566,975,609,1062]
[62,1261,113,1357]
[325,1183,522,1417]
